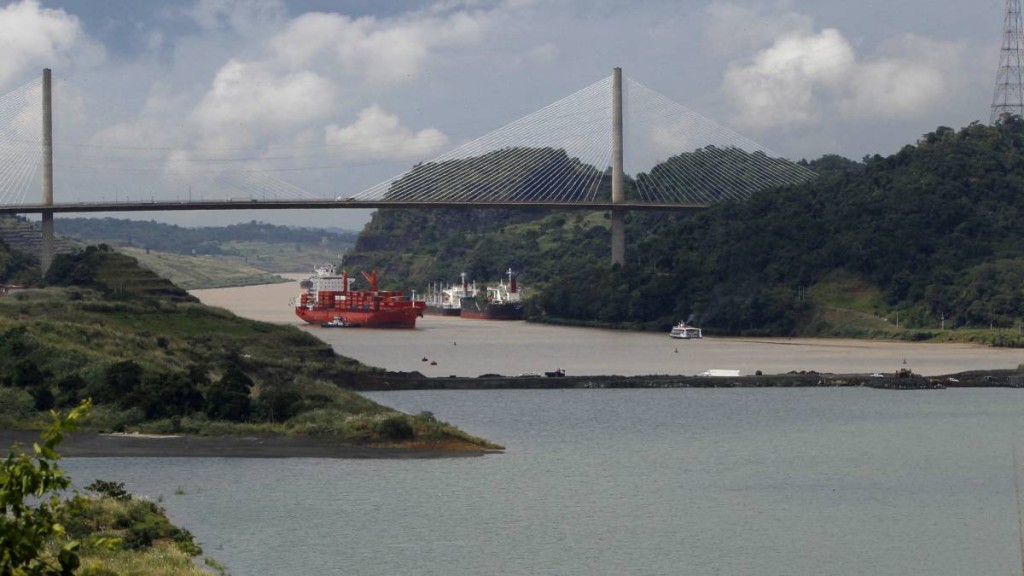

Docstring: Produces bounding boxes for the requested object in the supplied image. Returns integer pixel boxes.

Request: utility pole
[611,67,625,266]
[40,68,54,273]
[992,0,1024,123]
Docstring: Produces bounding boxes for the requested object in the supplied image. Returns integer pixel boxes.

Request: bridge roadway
[0,199,704,215]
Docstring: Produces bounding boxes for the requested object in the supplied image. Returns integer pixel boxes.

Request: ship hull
[295,306,424,328]
[424,305,462,317]
[459,298,524,320]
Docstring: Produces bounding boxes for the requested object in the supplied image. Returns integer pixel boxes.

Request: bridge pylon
[611,67,625,266]
[40,68,54,274]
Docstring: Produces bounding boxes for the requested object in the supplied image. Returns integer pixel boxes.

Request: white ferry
[669,321,702,339]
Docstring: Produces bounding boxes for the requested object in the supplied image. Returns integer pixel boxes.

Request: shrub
[86,480,131,502]
[376,415,414,441]
[0,387,36,421]
[30,385,55,411]
[205,365,253,421]
[0,402,90,574]
[253,385,303,422]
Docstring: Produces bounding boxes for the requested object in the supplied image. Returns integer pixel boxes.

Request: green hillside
[118,246,287,290]
[0,245,499,449]
[56,218,357,274]
[343,118,1024,343]
[387,147,608,201]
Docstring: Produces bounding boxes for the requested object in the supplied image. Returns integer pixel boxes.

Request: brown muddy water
[192,280,1024,377]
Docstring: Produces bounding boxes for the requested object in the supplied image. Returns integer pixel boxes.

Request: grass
[77,544,215,576]
[808,270,887,315]
[802,271,1024,347]
[0,253,502,450]
[120,247,288,290]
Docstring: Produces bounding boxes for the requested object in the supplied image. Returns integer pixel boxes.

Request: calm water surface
[60,283,1024,574]
[66,389,1024,575]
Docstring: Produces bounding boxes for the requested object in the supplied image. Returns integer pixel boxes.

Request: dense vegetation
[0,235,38,286]
[345,118,1024,342]
[2,405,215,575]
[0,245,499,449]
[388,147,610,201]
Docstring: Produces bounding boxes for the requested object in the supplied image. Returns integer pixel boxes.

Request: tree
[126,371,205,419]
[91,360,143,406]
[205,365,253,421]
[0,401,90,575]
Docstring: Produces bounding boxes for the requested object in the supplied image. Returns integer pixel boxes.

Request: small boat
[320,317,357,328]
[669,321,702,339]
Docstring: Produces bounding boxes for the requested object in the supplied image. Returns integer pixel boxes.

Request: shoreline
[7,370,1018,459]
[0,430,491,459]
[355,369,1024,391]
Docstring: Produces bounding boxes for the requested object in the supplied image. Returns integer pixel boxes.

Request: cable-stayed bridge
[0,68,815,267]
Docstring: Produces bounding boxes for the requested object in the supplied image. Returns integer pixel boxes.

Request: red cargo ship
[295,265,425,328]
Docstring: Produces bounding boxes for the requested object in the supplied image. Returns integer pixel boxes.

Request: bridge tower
[40,68,54,273]
[611,67,625,266]
[992,0,1024,123]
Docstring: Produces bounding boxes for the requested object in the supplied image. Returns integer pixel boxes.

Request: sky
[0,0,1007,229]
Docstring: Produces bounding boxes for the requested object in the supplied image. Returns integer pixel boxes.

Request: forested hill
[56,219,358,257]
[339,118,1024,338]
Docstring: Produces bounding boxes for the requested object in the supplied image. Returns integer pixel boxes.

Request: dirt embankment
[355,369,1024,391]
[0,430,492,459]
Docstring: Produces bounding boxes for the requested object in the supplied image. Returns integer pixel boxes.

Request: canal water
[65,388,1024,575]
[54,282,1024,575]
[193,280,1024,377]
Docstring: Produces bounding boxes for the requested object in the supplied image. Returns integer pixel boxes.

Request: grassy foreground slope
[0,245,499,450]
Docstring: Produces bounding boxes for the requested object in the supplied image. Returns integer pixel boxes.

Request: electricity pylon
[992,0,1024,123]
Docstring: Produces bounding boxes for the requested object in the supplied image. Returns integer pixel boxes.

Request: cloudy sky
[0,0,1006,229]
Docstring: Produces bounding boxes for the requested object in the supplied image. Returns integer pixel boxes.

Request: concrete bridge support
[611,67,625,266]
[40,68,54,273]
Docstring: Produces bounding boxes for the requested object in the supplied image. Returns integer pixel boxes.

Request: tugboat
[460,268,524,320]
[295,265,425,328]
[320,317,358,328]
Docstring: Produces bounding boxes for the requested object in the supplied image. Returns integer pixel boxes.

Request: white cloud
[193,59,337,148]
[722,24,965,131]
[269,9,488,86]
[0,0,104,89]
[837,34,964,119]
[704,1,814,56]
[187,0,286,35]
[324,104,448,162]
[90,117,187,151]
[723,28,853,129]
[528,42,559,63]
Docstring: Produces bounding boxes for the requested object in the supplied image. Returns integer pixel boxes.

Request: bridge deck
[0,199,706,215]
